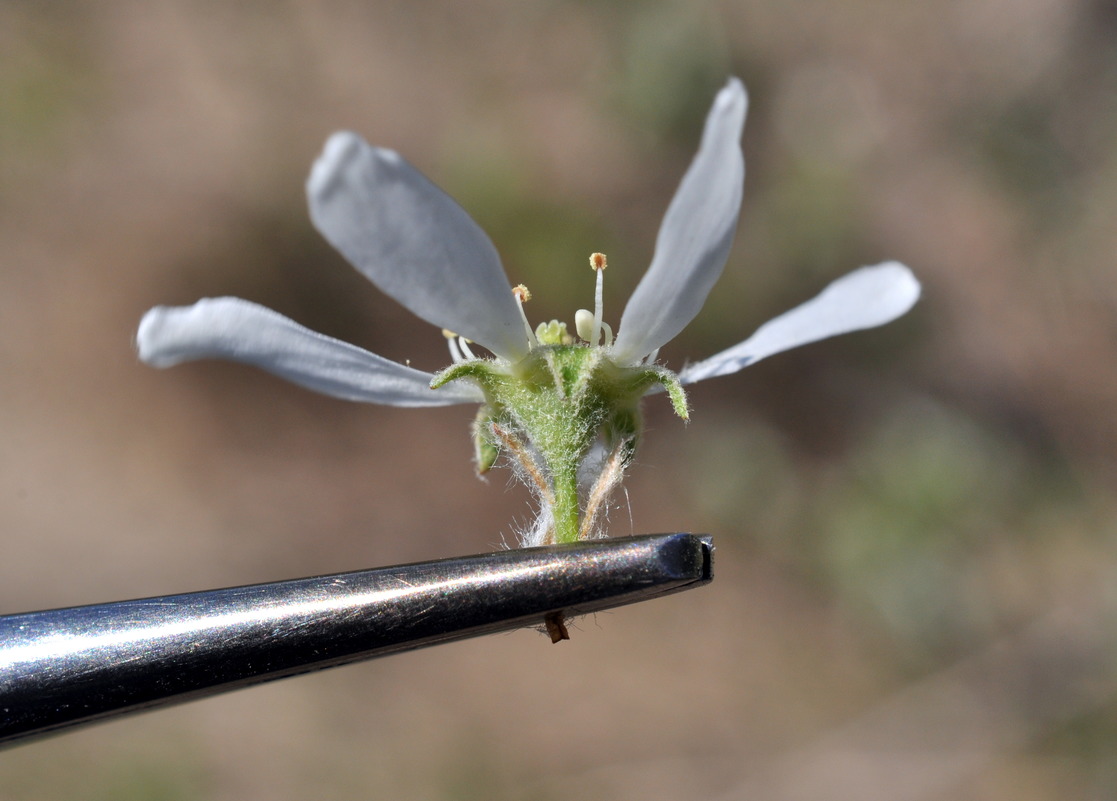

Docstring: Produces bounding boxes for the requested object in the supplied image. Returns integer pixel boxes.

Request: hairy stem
[551,462,581,544]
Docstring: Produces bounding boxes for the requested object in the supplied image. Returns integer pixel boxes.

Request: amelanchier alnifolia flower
[137,78,920,549]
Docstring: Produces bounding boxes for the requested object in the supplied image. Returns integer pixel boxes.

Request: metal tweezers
[0,532,712,747]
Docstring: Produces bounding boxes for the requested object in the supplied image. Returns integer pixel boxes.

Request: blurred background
[2,2,1116,799]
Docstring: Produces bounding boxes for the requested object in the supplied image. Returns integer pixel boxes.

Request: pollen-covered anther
[589,252,607,271]
[512,284,532,302]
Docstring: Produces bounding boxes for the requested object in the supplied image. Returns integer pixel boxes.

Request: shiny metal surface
[0,533,712,747]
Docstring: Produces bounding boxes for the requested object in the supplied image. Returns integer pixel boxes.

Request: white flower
[137,78,919,545]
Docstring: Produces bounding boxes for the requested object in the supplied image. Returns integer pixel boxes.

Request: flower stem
[551,462,581,544]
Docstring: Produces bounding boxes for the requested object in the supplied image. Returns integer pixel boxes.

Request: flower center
[445,254,616,365]
[535,319,573,346]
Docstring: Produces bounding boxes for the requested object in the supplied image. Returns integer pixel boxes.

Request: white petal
[307,132,528,362]
[136,298,484,407]
[678,262,921,384]
[611,78,748,365]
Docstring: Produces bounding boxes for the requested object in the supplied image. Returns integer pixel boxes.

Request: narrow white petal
[678,262,921,384]
[307,132,528,362]
[136,298,484,407]
[612,78,748,365]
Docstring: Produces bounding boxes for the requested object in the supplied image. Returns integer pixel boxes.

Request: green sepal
[431,359,505,394]
[618,365,689,421]
[472,404,500,474]
[656,368,690,421]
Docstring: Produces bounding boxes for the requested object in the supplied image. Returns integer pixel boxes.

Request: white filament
[591,264,604,347]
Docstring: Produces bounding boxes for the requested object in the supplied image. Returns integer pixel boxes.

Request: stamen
[458,337,477,360]
[574,309,595,343]
[600,321,613,347]
[442,329,465,363]
[512,284,539,348]
[643,347,659,365]
[589,253,606,347]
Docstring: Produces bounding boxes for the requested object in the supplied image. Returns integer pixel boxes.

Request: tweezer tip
[653,532,714,584]
[541,533,713,644]
[697,535,715,582]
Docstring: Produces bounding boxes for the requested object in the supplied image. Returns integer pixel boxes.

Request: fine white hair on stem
[579,441,629,539]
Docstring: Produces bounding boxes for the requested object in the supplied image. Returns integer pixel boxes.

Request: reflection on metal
[0,533,712,747]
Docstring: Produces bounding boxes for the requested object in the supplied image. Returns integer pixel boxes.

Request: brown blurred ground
[2,2,1116,800]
